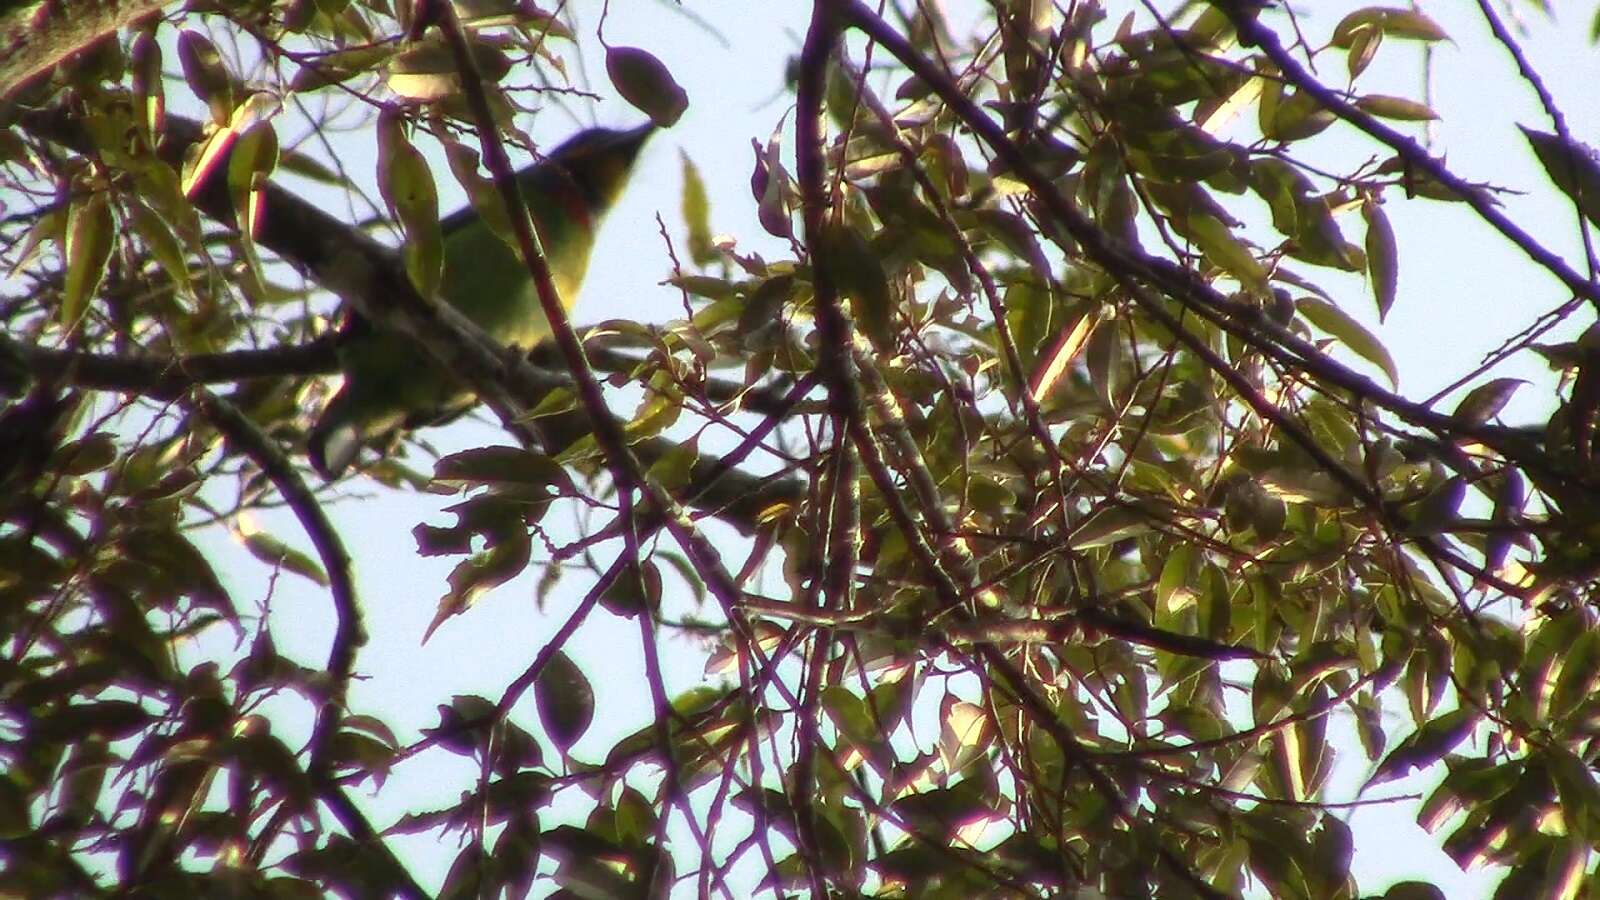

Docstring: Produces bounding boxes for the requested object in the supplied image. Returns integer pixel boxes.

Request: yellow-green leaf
[1187,212,1268,294]
[680,151,714,265]
[127,198,192,301]
[377,112,442,298]
[62,193,114,331]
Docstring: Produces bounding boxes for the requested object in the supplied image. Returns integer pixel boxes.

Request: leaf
[1186,212,1269,293]
[680,151,714,265]
[1521,126,1600,230]
[377,111,442,298]
[1453,378,1527,425]
[607,46,688,128]
[61,193,114,331]
[177,30,234,125]
[241,530,330,588]
[1362,199,1398,321]
[127,198,192,300]
[819,221,893,350]
[1028,309,1099,400]
[1266,91,1335,142]
[1549,629,1600,721]
[1295,296,1399,387]
[1366,707,1479,788]
[386,38,512,102]
[937,698,993,776]
[1331,8,1449,47]
[536,650,595,755]
[1070,506,1147,548]
[1354,94,1438,121]
[1346,26,1383,80]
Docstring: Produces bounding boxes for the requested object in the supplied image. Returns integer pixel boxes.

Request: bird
[307,123,654,479]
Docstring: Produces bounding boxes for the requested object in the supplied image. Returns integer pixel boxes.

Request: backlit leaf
[1362,198,1398,320]
[1296,296,1399,387]
[607,46,689,128]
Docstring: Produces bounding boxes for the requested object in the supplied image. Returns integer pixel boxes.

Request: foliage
[3,0,1600,897]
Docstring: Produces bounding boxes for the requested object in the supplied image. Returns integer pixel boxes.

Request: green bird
[308,123,653,479]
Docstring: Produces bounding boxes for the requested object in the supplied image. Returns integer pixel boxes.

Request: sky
[179,0,1600,895]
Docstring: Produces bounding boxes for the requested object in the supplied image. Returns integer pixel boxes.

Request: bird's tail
[307,387,364,480]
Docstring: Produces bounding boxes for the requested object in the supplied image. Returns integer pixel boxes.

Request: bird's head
[530,123,655,221]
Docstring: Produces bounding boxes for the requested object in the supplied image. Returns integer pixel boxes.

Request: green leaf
[820,221,894,350]
[241,529,330,587]
[1362,199,1398,320]
[1295,296,1399,387]
[1186,212,1269,293]
[1453,378,1527,425]
[377,111,442,299]
[680,151,714,265]
[61,192,114,330]
[536,650,594,755]
[1521,126,1600,229]
[1355,94,1438,121]
[1367,707,1479,788]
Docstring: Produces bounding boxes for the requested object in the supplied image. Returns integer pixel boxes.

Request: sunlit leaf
[61,192,114,331]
